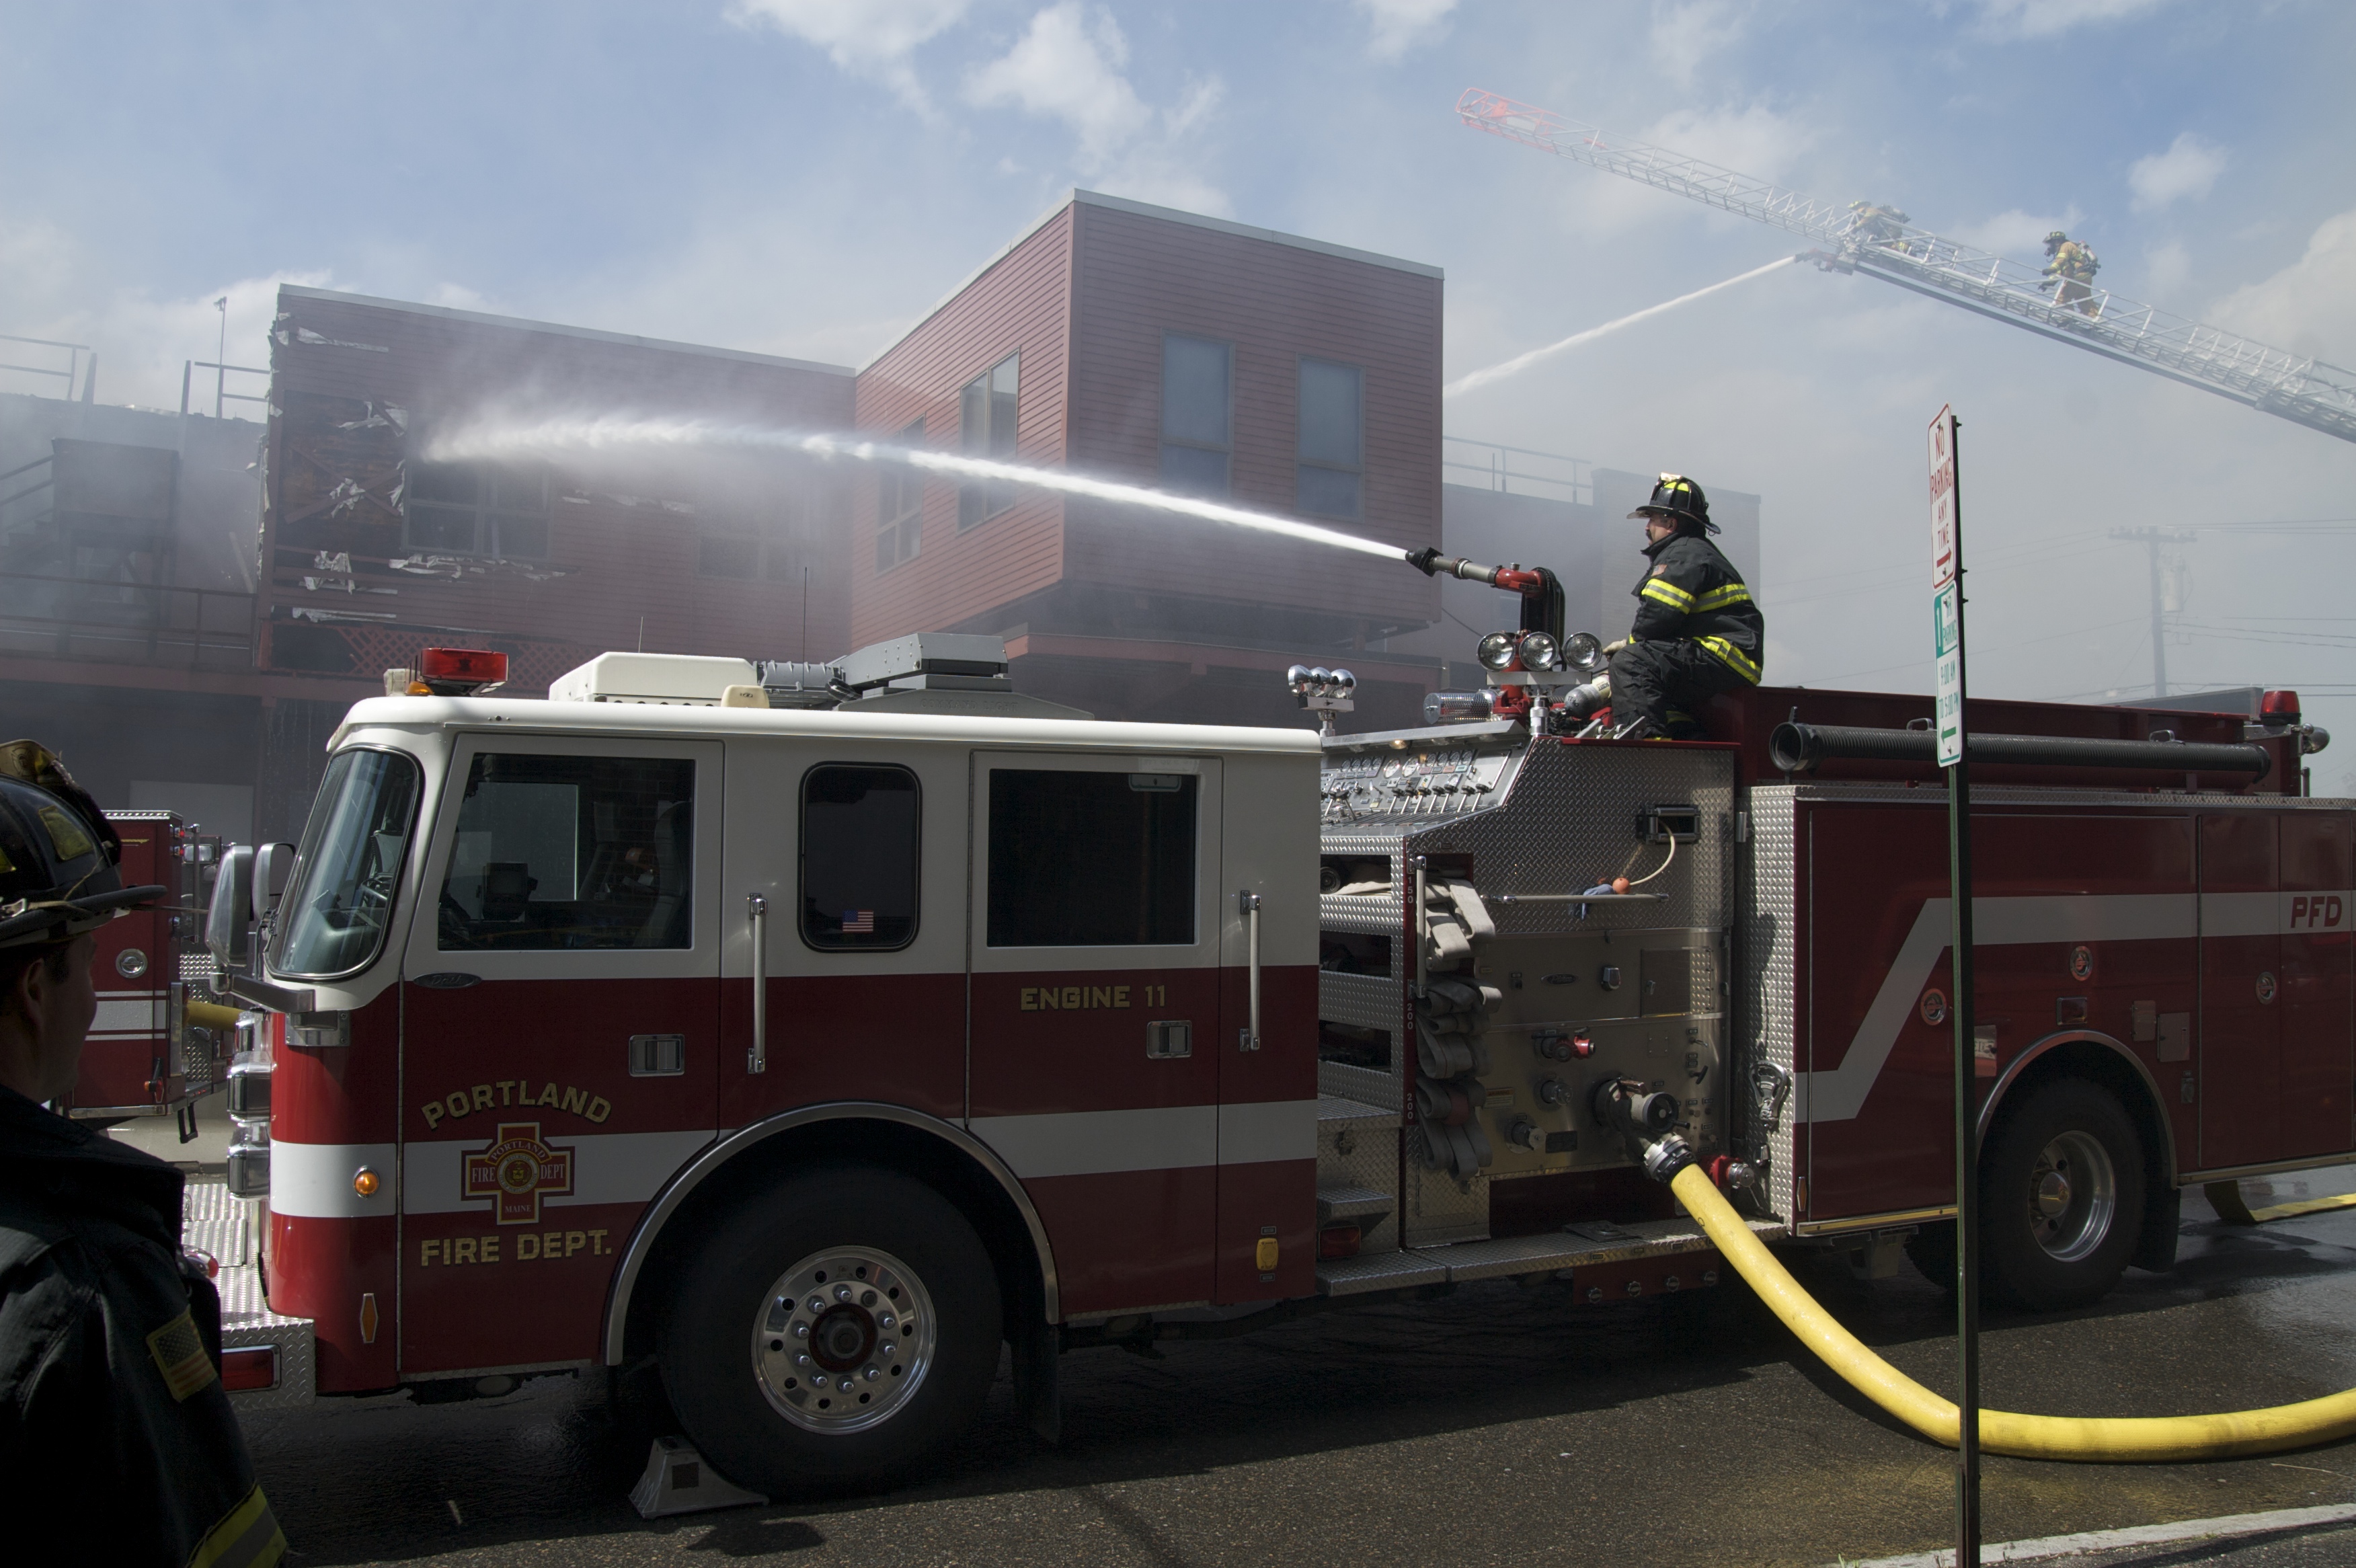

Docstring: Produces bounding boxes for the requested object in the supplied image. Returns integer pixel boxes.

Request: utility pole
[2110,527,2196,699]
[214,297,229,419]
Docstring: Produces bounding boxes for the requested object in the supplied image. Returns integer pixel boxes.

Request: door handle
[1238,890,1262,1052]
[746,894,769,1074]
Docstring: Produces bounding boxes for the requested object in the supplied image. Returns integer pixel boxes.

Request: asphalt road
[239,1172,2356,1568]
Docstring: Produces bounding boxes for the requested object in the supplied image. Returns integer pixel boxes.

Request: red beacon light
[2262,690,2302,728]
[407,647,509,697]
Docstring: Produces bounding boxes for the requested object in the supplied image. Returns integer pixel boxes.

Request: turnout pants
[1609,639,1750,736]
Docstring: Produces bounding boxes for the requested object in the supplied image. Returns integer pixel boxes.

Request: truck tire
[1979,1080,2145,1312]
[658,1165,1003,1495]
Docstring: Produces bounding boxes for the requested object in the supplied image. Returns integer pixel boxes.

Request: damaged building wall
[260,286,858,697]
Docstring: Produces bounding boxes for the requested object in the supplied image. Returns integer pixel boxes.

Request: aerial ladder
[1456,89,2356,446]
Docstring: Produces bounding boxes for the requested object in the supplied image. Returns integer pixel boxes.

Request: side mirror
[252,842,297,919]
[206,845,254,970]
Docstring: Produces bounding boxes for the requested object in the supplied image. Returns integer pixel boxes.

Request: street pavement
[236,1171,2356,1567]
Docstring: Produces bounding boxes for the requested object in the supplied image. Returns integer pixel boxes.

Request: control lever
[1748,1060,1793,1165]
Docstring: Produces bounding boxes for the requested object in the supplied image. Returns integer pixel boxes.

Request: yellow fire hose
[2205,1181,2356,1226]
[1670,1163,2356,1461]
[187,998,244,1034]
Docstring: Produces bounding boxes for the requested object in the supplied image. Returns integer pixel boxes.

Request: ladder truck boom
[1455,89,2356,446]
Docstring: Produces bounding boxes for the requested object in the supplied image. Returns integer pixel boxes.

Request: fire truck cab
[221,637,1320,1489]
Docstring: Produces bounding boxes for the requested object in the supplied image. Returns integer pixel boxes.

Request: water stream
[426,417,1411,563]
[1442,254,1798,399]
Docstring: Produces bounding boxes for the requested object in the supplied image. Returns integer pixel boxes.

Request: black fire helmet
[0,740,166,951]
[1628,473,1717,535]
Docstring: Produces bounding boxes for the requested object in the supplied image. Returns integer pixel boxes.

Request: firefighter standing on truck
[1601,475,1764,740]
[0,742,286,1567]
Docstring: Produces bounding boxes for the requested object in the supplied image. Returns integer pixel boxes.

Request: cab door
[2200,813,2280,1170]
[395,734,723,1376]
[2278,813,2354,1159]
[966,752,1224,1317]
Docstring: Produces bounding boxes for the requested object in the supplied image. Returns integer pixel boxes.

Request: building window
[958,352,1019,529]
[801,765,920,950]
[1159,335,1230,496]
[1296,358,1362,520]
[986,769,1197,947]
[876,418,925,572]
[404,460,551,558]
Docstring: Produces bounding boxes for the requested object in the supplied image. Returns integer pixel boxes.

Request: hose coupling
[1643,1133,1696,1184]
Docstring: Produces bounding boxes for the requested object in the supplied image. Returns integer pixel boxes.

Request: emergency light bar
[405,647,508,697]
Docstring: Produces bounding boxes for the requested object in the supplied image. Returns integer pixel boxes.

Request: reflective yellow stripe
[1697,636,1762,684]
[1641,579,1694,611]
[188,1483,285,1568]
[1695,582,1752,611]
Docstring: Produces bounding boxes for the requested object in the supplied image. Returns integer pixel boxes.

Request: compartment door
[966,752,1224,1318]
[2279,813,2354,1159]
[396,736,723,1376]
[2199,813,2281,1170]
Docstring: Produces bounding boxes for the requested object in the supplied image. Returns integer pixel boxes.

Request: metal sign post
[1929,404,1979,1566]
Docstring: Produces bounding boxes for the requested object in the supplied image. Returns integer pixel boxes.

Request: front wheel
[659,1165,1003,1494]
[1980,1080,2145,1312]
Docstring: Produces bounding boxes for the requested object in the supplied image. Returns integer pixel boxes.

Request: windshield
[270,748,423,980]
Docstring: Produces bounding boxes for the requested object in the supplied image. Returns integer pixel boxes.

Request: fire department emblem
[462,1122,575,1225]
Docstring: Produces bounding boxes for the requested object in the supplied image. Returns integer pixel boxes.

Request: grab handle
[1238,890,1263,1052]
[746,894,769,1074]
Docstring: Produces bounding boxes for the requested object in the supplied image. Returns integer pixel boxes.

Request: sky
[5,0,2355,777]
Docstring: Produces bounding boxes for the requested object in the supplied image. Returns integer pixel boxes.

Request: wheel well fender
[601,1103,1058,1367]
[1975,1030,2178,1267]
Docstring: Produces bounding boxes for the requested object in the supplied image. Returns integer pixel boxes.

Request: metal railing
[1440,436,1594,504]
[0,453,54,539]
[0,334,89,399]
[182,360,270,420]
[0,572,255,670]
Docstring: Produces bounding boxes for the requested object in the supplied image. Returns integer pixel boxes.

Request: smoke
[424,414,1411,563]
[1443,256,1799,400]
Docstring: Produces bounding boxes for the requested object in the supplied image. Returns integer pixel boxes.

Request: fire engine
[68,811,235,1137]
[198,604,2345,1499]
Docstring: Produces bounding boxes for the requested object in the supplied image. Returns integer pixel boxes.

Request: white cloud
[727,0,968,110]
[1355,0,1458,61]
[2209,208,2356,366]
[2128,131,2226,212]
[1974,0,2172,39]
[964,3,1149,167]
[963,3,1227,214]
[1649,1,1748,89]
[1947,205,2083,258]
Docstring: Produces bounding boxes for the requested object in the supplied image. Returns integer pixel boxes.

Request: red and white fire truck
[67,811,234,1136]
[204,621,2345,1497]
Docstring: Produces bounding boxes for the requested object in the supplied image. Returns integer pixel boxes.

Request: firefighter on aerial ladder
[1571,475,1764,740]
[2042,230,2101,318]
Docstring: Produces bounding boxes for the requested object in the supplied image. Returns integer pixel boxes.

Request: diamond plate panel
[1319,1059,1401,1111]
[1744,785,1798,1218]
[1404,1156,1487,1245]
[1320,969,1402,1032]
[1316,1248,1448,1295]
[1316,1095,1401,1251]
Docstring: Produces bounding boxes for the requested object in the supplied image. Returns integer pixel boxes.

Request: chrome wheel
[2025,1129,2116,1263]
[751,1246,937,1434]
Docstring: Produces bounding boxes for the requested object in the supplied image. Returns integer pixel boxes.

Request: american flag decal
[842,909,875,933]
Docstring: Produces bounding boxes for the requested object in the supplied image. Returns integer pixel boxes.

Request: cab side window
[988,771,1196,947]
[801,765,920,950]
[438,754,696,951]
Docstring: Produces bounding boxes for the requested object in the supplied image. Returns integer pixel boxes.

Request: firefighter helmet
[2045,230,2069,249]
[1628,473,1717,535]
[0,740,165,951]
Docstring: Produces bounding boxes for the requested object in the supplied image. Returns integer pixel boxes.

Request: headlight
[1563,632,1605,674]
[1518,632,1562,672]
[1476,631,1520,671]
